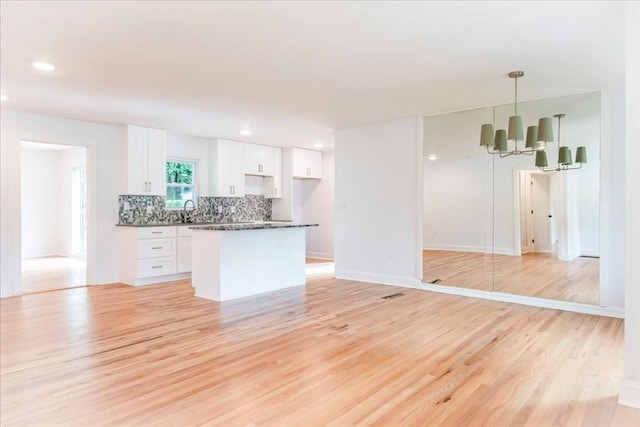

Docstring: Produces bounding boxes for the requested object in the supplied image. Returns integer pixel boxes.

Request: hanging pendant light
[537,114,587,171]
[480,71,553,157]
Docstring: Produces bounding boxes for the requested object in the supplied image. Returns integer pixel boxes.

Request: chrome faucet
[183,199,195,223]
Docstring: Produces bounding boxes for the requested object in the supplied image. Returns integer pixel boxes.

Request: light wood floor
[2,272,637,425]
[423,250,600,305]
[21,256,87,294]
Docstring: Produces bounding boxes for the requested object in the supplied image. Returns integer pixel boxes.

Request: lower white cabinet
[118,225,192,286]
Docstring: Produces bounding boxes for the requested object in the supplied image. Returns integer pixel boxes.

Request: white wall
[21,147,60,258]
[423,107,493,253]
[335,117,422,287]
[1,111,119,297]
[620,0,640,408]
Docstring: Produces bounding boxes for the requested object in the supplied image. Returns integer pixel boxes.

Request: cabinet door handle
[229,185,233,195]
[152,231,162,234]
[151,247,162,250]
[274,187,278,196]
[152,266,162,269]
[149,182,152,193]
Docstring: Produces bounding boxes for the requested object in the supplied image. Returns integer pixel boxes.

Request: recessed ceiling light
[32,61,55,71]
[241,130,252,136]
[427,154,437,160]
[0,95,7,102]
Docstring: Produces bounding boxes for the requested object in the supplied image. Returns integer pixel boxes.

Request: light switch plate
[230,206,236,213]
[124,202,130,211]
[146,206,153,214]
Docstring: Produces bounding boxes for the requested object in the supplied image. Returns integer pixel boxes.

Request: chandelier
[535,114,587,171]
[480,71,554,157]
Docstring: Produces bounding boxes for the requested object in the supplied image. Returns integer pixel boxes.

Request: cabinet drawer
[137,257,176,278]
[177,226,193,237]
[137,226,176,239]
[138,238,175,258]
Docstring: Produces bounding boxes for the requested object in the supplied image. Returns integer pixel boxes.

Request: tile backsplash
[118,195,272,224]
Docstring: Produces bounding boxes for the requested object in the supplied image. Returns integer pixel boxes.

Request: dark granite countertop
[189,223,319,231]
[116,221,260,227]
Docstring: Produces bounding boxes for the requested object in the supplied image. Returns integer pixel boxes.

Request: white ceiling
[0,1,628,150]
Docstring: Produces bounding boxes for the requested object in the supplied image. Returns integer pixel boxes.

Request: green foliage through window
[166,160,196,208]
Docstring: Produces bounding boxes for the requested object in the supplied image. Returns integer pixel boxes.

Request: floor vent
[428,279,442,284]
[382,293,404,300]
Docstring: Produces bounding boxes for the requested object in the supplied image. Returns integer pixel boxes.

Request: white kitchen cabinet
[119,125,167,195]
[118,226,180,285]
[209,139,245,197]
[176,226,192,274]
[265,147,283,199]
[292,147,322,179]
[245,143,274,176]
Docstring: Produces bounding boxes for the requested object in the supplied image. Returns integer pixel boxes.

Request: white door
[531,174,552,252]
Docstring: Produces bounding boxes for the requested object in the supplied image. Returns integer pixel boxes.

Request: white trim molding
[618,380,640,409]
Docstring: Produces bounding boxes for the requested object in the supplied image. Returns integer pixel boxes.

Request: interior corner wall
[1,110,120,297]
[335,117,422,287]
[620,0,640,408]
[302,150,335,259]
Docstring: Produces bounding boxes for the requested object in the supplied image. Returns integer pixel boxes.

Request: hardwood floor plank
[1,270,637,426]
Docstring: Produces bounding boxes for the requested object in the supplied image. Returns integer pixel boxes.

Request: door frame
[513,168,560,257]
[18,140,95,293]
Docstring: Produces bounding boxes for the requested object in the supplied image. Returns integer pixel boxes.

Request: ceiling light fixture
[480,71,554,157]
[241,130,252,136]
[535,114,587,171]
[32,61,56,71]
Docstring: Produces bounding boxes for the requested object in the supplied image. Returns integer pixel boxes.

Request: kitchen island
[190,222,318,301]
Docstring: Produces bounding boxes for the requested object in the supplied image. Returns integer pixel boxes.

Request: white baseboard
[129,272,191,286]
[418,282,624,318]
[334,270,423,289]
[422,245,517,256]
[306,252,334,260]
[618,380,640,408]
[423,244,488,253]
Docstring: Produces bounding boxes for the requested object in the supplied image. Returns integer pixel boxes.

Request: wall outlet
[217,206,223,214]
[146,206,153,214]
[124,202,130,211]
[230,206,236,214]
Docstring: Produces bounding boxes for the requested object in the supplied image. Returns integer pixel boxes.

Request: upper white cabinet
[292,148,322,179]
[245,143,274,176]
[265,147,283,199]
[119,125,167,195]
[209,139,245,197]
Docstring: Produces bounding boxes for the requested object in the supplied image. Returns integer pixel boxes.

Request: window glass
[166,160,196,208]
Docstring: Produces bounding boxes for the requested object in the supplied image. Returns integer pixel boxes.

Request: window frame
[165,157,198,209]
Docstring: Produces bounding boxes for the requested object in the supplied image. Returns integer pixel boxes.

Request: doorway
[20,141,88,294]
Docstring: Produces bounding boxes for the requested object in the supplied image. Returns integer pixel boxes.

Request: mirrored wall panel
[491,92,600,305]
[422,92,600,306]
[423,107,493,291]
